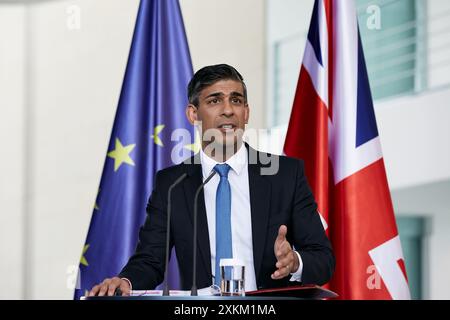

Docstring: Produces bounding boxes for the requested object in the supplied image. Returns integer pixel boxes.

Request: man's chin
[203,136,243,159]
[217,135,242,149]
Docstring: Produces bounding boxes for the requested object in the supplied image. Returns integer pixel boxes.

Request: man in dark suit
[88,64,334,296]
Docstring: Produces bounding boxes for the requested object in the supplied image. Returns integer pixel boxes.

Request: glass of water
[219,258,245,296]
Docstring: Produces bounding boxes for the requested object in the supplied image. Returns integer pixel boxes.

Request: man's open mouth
[218,124,236,132]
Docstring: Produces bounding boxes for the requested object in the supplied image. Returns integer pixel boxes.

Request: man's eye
[208,98,220,104]
[232,98,243,104]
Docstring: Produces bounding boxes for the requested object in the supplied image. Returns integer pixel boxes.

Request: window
[267,0,428,128]
[396,216,429,299]
[357,0,423,100]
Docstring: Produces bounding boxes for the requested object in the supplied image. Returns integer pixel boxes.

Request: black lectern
[84,285,338,300]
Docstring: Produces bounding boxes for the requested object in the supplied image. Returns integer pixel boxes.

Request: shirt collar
[200,143,247,178]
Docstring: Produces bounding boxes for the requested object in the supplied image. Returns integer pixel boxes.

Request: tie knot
[214,163,231,178]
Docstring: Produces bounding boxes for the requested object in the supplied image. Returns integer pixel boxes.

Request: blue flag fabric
[75,0,194,299]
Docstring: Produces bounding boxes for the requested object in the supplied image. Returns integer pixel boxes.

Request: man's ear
[244,104,250,124]
[186,104,198,125]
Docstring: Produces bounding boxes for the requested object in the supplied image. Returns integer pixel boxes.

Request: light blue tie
[214,164,232,286]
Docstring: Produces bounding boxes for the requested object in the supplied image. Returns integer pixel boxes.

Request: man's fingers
[275,241,292,259]
[88,285,100,297]
[106,278,127,296]
[119,280,131,296]
[271,266,290,280]
[277,241,291,255]
[274,225,288,257]
[97,283,109,296]
[271,271,281,279]
[88,277,127,297]
[98,278,115,296]
[276,253,294,269]
[276,225,287,242]
[107,280,120,296]
[275,248,288,259]
[273,246,296,280]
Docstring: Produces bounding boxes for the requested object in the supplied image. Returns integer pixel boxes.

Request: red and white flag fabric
[284,0,411,299]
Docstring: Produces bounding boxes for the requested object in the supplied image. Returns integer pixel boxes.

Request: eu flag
[75,0,194,299]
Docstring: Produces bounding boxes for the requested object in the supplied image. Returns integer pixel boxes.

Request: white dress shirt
[200,144,303,291]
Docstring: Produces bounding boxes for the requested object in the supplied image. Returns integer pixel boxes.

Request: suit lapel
[247,146,271,285]
[183,156,212,281]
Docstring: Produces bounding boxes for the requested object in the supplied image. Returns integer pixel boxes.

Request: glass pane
[396,216,426,300]
[357,0,417,100]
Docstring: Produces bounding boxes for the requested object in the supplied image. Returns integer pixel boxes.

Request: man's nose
[222,100,234,116]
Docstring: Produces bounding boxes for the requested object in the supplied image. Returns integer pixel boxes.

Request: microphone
[191,170,217,296]
[162,172,188,296]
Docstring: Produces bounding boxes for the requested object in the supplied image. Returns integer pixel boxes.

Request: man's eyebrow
[203,91,245,99]
[230,92,244,97]
[204,92,224,99]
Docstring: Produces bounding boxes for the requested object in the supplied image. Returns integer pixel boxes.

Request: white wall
[0,4,26,300]
[266,0,314,126]
[0,0,266,299]
[29,0,140,299]
[180,0,266,130]
[376,89,450,190]
[0,0,140,299]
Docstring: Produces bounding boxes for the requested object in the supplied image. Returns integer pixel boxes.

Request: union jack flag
[284,0,411,299]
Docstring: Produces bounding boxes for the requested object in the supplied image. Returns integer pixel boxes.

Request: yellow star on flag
[80,244,90,266]
[107,138,136,172]
[184,130,201,153]
[151,124,165,146]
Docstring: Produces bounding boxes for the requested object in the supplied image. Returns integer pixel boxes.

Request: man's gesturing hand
[271,225,299,280]
[88,277,131,297]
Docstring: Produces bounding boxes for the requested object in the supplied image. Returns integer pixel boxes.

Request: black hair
[187,64,247,107]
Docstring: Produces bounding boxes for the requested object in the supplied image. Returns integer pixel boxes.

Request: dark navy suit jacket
[119,144,335,290]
